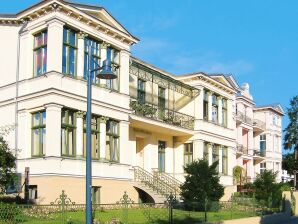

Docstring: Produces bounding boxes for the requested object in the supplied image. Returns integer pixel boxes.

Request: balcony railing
[130,99,195,130]
[236,144,248,155]
[253,119,265,131]
[253,149,266,157]
[236,111,253,125]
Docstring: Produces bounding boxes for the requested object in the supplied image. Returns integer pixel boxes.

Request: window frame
[84,37,101,83]
[106,47,120,91]
[62,27,78,76]
[222,98,227,127]
[137,79,146,104]
[184,143,193,165]
[158,141,166,172]
[31,111,46,157]
[106,120,120,162]
[33,30,48,77]
[222,146,228,175]
[83,115,101,159]
[203,90,209,120]
[92,186,101,204]
[61,109,77,157]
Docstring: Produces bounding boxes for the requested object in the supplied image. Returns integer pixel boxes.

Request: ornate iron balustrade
[253,149,266,157]
[133,166,178,198]
[130,99,195,130]
[236,111,253,125]
[152,169,182,196]
[236,144,248,155]
[253,119,265,130]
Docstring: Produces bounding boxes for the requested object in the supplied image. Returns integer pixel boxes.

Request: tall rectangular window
[222,146,228,175]
[222,98,227,127]
[61,109,76,156]
[158,141,166,172]
[83,115,100,159]
[158,86,166,119]
[106,120,119,162]
[28,185,38,200]
[184,143,193,165]
[212,94,218,123]
[212,144,219,172]
[62,28,77,76]
[33,30,47,76]
[106,47,120,90]
[84,38,101,83]
[137,79,146,104]
[203,142,209,160]
[203,90,209,120]
[32,111,46,156]
[260,162,266,174]
[260,134,266,155]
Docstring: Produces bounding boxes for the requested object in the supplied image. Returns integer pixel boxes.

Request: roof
[254,103,285,115]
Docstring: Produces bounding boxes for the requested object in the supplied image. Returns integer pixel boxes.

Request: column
[99,117,108,160]
[19,30,34,80]
[119,50,131,95]
[99,42,109,87]
[194,88,203,120]
[218,96,222,125]
[45,103,63,157]
[247,129,254,155]
[76,111,84,157]
[77,32,87,79]
[227,98,235,129]
[47,18,65,73]
[208,91,213,122]
[208,143,213,166]
[119,120,130,164]
[193,139,204,160]
[218,146,223,173]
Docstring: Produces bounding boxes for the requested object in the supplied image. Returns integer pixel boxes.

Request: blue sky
[1,0,297,153]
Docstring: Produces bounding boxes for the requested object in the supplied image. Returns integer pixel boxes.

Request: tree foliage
[180,159,224,209]
[233,166,243,185]
[282,152,298,175]
[0,136,16,194]
[284,96,298,152]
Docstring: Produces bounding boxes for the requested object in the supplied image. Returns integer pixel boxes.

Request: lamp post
[86,44,116,224]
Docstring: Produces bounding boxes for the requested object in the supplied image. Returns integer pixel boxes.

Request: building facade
[0,0,283,204]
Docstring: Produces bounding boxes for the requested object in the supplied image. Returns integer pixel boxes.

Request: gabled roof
[0,0,138,45]
[254,103,285,116]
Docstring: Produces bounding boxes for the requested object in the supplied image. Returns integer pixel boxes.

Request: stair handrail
[152,169,182,195]
[133,166,178,197]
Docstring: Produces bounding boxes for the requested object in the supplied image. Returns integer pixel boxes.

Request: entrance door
[136,137,144,168]
[158,141,166,172]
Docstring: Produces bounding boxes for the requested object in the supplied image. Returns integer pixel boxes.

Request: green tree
[180,159,224,209]
[254,170,280,207]
[282,152,298,176]
[0,136,16,194]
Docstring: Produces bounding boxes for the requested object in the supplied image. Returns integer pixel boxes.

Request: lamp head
[96,59,117,79]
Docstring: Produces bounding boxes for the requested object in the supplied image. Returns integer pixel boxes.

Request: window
[260,162,266,174]
[92,186,101,204]
[32,111,46,156]
[61,109,76,156]
[184,143,193,165]
[33,30,47,76]
[222,147,228,175]
[212,94,218,123]
[84,37,101,83]
[158,141,166,172]
[203,90,209,120]
[203,142,209,160]
[158,86,166,119]
[28,185,38,200]
[273,115,277,125]
[260,134,266,154]
[106,47,120,90]
[222,98,227,127]
[212,144,219,172]
[62,27,77,76]
[137,79,146,104]
[83,115,100,159]
[106,120,119,162]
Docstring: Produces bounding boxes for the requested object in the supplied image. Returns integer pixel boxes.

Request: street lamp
[86,44,116,224]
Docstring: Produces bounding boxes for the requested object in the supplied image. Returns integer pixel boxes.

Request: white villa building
[0,0,284,204]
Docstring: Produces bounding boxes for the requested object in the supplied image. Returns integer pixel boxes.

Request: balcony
[130,99,195,130]
[236,111,253,126]
[236,144,248,157]
[253,119,265,132]
[253,149,265,163]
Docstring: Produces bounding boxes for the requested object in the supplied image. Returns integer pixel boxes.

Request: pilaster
[208,91,213,122]
[77,32,88,79]
[76,111,84,157]
[99,116,108,159]
[119,120,130,164]
[119,49,131,95]
[218,96,223,125]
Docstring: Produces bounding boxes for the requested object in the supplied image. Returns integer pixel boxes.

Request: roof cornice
[0,0,138,45]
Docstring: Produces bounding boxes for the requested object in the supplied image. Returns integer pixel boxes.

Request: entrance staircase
[132,166,182,203]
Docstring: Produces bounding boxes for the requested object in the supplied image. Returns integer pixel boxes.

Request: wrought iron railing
[253,149,265,157]
[253,119,265,130]
[152,169,182,196]
[236,111,253,125]
[236,144,248,155]
[130,99,195,130]
[133,166,179,198]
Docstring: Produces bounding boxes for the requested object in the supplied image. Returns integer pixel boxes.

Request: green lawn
[0,207,259,224]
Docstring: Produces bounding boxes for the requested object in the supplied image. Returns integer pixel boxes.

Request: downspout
[15,20,28,171]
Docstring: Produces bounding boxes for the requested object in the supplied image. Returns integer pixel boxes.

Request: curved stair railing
[133,166,180,198]
[152,169,182,196]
